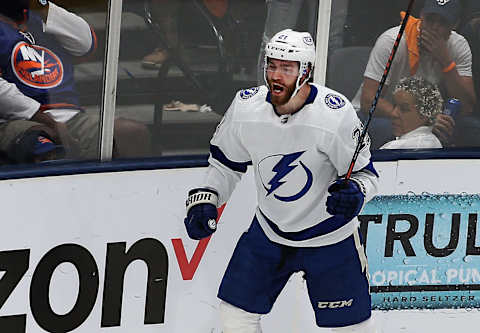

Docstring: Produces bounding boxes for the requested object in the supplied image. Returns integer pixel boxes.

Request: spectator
[142,0,231,70]
[141,0,182,69]
[343,0,426,47]
[0,0,150,163]
[459,0,480,111]
[352,0,475,148]
[453,0,480,147]
[380,76,443,149]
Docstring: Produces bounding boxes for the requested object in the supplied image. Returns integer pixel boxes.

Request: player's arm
[326,103,379,219]
[37,1,97,57]
[184,98,251,240]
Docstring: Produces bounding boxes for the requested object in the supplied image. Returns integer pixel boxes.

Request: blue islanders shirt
[0,3,96,121]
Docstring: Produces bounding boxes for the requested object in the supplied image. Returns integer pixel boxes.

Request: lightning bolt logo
[262,151,313,202]
[266,151,304,195]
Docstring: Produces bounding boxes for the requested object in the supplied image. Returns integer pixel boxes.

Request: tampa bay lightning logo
[303,36,313,45]
[325,94,346,109]
[259,151,313,202]
[240,87,259,100]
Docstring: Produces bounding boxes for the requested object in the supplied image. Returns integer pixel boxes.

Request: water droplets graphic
[363,192,480,311]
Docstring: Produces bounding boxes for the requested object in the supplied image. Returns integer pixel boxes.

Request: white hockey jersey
[203,84,379,247]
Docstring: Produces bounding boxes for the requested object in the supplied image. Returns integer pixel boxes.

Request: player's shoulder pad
[314,84,351,113]
[236,85,268,103]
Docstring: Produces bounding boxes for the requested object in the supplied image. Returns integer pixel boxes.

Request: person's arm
[442,69,475,114]
[325,104,379,219]
[202,100,251,206]
[327,104,379,200]
[34,1,96,57]
[0,77,40,120]
[420,28,476,114]
[432,113,455,145]
[360,29,397,117]
[0,76,77,152]
[360,77,394,117]
[184,94,251,239]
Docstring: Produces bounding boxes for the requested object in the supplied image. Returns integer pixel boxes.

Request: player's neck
[276,84,311,115]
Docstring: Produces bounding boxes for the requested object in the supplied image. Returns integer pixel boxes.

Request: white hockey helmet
[264,29,316,98]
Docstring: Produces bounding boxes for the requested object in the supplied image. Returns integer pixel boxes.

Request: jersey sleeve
[0,77,40,120]
[326,102,379,202]
[203,96,252,205]
[326,102,372,176]
[43,2,97,57]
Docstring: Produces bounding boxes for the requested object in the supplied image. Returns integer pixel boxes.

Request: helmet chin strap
[264,60,312,103]
[291,72,309,99]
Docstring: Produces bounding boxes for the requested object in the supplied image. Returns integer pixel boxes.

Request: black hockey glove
[184,188,218,240]
[326,179,365,220]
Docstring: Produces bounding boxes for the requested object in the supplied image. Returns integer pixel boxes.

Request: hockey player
[184,29,379,332]
[0,0,150,163]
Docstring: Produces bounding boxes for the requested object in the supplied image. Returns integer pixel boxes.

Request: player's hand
[184,188,218,240]
[326,179,364,220]
[432,113,455,145]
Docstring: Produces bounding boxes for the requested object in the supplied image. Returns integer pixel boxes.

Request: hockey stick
[345,0,416,180]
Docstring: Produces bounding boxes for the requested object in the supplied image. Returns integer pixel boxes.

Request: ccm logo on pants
[317,299,353,309]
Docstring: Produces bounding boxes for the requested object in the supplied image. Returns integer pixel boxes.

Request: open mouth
[272,83,285,95]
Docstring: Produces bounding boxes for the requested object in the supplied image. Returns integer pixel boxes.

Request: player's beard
[268,80,296,106]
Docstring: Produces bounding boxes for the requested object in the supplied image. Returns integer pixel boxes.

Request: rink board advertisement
[361,194,480,310]
[0,160,478,332]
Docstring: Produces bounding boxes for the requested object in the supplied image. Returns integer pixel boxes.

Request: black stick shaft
[345,0,416,180]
